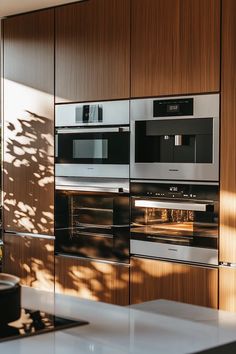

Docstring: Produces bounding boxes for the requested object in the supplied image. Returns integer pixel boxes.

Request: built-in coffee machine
[130,94,219,181]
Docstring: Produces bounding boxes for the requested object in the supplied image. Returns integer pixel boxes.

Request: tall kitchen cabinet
[219,0,236,312]
[131,0,220,97]
[2,9,55,291]
[55,0,130,103]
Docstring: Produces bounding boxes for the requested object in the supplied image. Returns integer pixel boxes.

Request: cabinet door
[3,233,55,292]
[130,257,218,308]
[55,0,130,103]
[219,266,236,312]
[220,0,236,263]
[3,10,54,235]
[131,0,220,97]
[55,255,129,305]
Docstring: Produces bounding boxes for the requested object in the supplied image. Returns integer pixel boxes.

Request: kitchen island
[1,287,236,354]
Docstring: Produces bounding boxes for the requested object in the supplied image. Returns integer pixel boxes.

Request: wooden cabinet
[55,255,130,305]
[220,0,236,264]
[3,233,55,292]
[3,9,54,235]
[219,266,236,312]
[55,0,130,103]
[130,257,218,308]
[131,0,220,97]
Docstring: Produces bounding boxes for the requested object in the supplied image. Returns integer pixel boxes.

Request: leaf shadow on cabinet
[3,110,54,235]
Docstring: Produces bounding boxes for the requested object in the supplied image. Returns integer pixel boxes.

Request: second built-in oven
[130,181,219,265]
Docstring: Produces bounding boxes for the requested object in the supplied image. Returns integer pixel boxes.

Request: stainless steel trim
[130,179,219,186]
[56,99,129,127]
[130,94,219,181]
[55,176,130,193]
[134,199,212,211]
[131,240,218,265]
[56,127,130,134]
[55,163,129,179]
[56,253,130,266]
[56,185,128,193]
[131,255,218,269]
[55,134,58,158]
[6,232,55,240]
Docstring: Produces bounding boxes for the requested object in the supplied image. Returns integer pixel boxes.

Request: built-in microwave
[55,100,130,179]
[130,94,219,181]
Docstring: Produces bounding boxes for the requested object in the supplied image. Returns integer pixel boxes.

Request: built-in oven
[55,178,130,263]
[55,100,130,179]
[130,94,219,181]
[130,181,219,265]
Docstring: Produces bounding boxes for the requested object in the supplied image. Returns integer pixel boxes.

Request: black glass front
[131,183,218,250]
[135,118,213,163]
[0,309,88,343]
[55,190,130,263]
[56,131,129,164]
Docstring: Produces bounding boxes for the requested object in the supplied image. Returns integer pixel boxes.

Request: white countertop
[2,287,236,354]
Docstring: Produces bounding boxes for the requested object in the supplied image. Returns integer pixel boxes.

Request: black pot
[0,274,21,325]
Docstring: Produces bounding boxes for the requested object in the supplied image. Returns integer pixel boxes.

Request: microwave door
[55,127,130,178]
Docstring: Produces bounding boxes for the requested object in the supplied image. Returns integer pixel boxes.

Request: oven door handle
[56,127,129,134]
[55,185,128,193]
[134,200,213,212]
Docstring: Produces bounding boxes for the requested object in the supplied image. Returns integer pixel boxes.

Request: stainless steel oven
[130,181,219,265]
[55,100,129,179]
[55,177,130,263]
[130,94,219,181]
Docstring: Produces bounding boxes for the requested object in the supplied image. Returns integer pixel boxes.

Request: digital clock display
[167,104,180,113]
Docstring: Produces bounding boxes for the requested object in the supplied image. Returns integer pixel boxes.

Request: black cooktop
[0,308,88,343]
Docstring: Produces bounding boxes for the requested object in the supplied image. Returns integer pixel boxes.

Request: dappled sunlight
[55,258,129,305]
[220,190,236,219]
[31,258,54,291]
[3,80,54,234]
[3,236,55,292]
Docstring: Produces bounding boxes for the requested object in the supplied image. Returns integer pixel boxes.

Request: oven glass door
[56,130,129,165]
[55,190,130,262]
[131,198,218,249]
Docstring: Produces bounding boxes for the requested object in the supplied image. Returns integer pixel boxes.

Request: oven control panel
[131,182,218,201]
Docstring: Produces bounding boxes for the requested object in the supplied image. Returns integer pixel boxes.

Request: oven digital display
[169,186,178,192]
[167,104,180,113]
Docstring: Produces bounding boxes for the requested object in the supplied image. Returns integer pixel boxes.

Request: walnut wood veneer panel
[131,0,220,97]
[3,9,54,235]
[219,0,236,263]
[219,267,236,312]
[55,255,129,306]
[3,233,54,292]
[130,257,218,308]
[55,0,130,103]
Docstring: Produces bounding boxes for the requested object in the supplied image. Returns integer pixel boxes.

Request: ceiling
[0,0,81,18]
